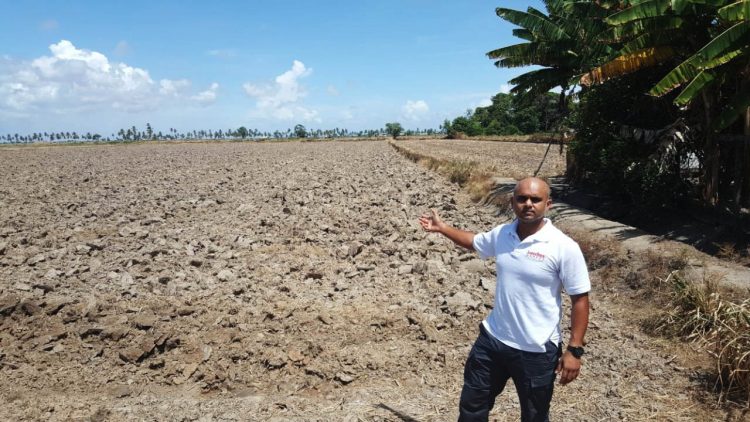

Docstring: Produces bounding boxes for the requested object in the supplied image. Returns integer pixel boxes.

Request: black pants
[458,324,561,422]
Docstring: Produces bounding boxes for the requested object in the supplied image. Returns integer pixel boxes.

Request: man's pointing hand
[419,209,445,233]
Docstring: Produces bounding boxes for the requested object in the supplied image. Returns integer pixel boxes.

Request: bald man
[419,177,590,422]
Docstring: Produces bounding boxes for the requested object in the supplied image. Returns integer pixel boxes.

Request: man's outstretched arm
[418,209,475,250]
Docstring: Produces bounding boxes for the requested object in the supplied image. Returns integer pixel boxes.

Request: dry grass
[395,138,566,180]
[443,133,566,144]
[392,141,496,202]
[390,133,562,143]
[607,245,750,406]
[716,242,741,261]
[558,224,627,272]
[714,242,750,267]
[562,225,749,406]
[657,271,750,406]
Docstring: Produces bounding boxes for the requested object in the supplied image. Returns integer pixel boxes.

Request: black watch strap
[566,345,585,358]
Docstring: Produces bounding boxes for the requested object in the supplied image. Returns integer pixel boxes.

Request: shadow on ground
[376,403,421,422]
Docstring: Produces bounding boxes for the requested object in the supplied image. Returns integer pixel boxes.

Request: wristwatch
[566,345,585,359]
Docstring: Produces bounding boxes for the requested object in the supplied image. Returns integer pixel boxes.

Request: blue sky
[0,0,543,136]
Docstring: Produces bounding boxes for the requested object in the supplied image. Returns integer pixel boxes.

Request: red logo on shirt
[526,251,546,262]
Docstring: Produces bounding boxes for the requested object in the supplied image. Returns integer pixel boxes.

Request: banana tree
[487,0,615,122]
[580,0,750,204]
[487,0,618,176]
[650,4,750,203]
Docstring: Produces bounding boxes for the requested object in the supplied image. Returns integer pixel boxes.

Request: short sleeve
[472,225,503,260]
[559,241,591,295]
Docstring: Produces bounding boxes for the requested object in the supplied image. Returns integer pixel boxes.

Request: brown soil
[0,140,740,420]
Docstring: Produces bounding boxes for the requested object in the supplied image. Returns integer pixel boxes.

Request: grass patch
[565,225,750,406]
[657,271,750,406]
[391,141,496,202]
[559,224,627,272]
[714,242,750,267]
[448,133,567,144]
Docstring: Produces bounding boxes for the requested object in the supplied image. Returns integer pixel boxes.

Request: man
[418,177,590,422]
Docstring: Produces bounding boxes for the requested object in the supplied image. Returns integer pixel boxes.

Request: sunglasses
[514,195,545,204]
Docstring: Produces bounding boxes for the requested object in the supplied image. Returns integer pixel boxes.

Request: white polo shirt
[472,218,590,353]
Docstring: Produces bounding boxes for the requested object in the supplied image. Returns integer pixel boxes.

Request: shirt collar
[508,218,553,242]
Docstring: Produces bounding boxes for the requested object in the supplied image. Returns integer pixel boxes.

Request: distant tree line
[1,123,442,145]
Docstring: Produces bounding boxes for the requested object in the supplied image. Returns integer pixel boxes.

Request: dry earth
[0,140,740,421]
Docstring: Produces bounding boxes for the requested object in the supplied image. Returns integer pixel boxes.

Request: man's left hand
[555,351,581,385]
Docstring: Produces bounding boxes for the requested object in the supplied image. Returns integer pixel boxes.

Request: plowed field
[0,140,727,420]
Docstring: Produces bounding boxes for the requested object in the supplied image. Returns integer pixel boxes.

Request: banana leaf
[543,0,566,16]
[510,68,571,95]
[601,16,684,42]
[674,70,716,105]
[513,28,535,41]
[693,21,750,62]
[648,56,701,95]
[699,47,744,68]
[671,0,690,13]
[672,48,744,108]
[718,0,750,21]
[685,0,732,7]
[563,1,610,18]
[649,22,749,96]
[620,31,681,53]
[496,8,570,41]
[606,0,671,25]
[493,54,574,68]
[581,46,676,85]
[558,18,607,39]
[487,42,575,63]
[600,0,624,8]
[527,6,550,19]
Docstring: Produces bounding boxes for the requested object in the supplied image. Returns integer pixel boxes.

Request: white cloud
[159,79,191,96]
[191,82,219,105]
[0,40,218,115]
[243,60,320,122]
[326,84,339,96]
[402,100,429,121]
[499,83,512,94]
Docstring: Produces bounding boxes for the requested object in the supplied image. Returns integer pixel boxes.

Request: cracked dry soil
[0,140,733,421]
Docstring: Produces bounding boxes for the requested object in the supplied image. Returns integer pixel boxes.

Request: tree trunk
[701,91,719,205]
[558,88,571,155]
[534,140,554,177]
[742,107,750,207]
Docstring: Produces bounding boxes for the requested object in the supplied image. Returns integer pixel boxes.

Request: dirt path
[0,140,737,420]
